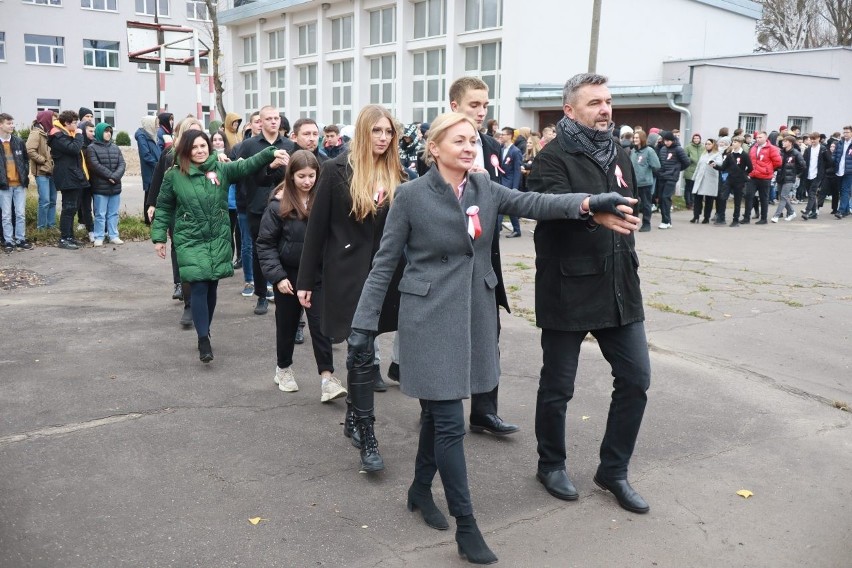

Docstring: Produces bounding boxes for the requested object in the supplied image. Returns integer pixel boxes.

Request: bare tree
[756,0,823,51]
[204,0,227,121]
[820,0,852,45]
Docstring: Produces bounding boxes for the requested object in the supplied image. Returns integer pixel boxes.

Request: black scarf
[556,116,617,171]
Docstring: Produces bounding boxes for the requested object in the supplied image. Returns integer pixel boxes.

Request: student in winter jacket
[26,110,57,229]
[151,130,289,363]
[0,112,32,251]
[135,116,161,218]
[801,132,833,220]
[630,130,661,231]
[771,136,805,222]
[747,131,782,224]
[656,131,691,229]
[683,134,704,210]
[712,135,752,226]
[690,139,722,224]
[86,123,126,246]
[48,110,90,250]
[222,112,243,150]
[256,150,347,403]
[156,112,174,152]
[833,126,852,218]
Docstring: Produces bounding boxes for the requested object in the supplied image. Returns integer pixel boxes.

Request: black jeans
[76,186,94,232]
[745,178,770,221]
[273,275,333,373]
[470,385,498,419]
[189,280,218,338]
[248,212,267,298]
[229,209,241,261]
[59,188,81,239]
[637,185,653,226]
[693,195,714,221]
[535,322,651,478]
[660,179,677,224]
[822,175,840,211]
[416,398,472,517]
[684,178,695,207]
[803,176,823,215]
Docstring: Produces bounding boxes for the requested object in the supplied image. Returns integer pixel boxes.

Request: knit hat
[78,107,93,119]
[619,125,634,137]
[649,127,660,135]
[717,136,731,148]
[779,125,788,131]
[661,131,676,142]
[420,122,431,135]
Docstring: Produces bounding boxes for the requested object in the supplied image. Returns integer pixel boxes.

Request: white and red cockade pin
[373,186,385,204]
[614,164,629,188]
[490,154,506,177]
[466,205,482,240]
[206,171,220,186]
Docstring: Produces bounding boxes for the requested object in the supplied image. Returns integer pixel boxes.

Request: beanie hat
[420,122,431,135]
[78,107,93,119]
[717,136,731,147]
[619,125,634,137]
[661,131,676,142]
[779,125,788,131]
[649,127,660,135]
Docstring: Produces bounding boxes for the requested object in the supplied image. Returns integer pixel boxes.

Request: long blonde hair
[347,105,406,221]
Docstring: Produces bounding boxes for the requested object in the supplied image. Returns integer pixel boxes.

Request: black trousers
[535,322,651,478]
[59,188,81,239]
[684,178,695,207]
[248,212,267,298]
[803,176,824,215]
[820,175,839,211]
[692,195,715,221]
[273,275,333,373]
[469,307,501,420]
[638,184,653,226]
[76,186,94,232]
[416,399,472,517]
[228,209,241,261]
[745,178,770,221]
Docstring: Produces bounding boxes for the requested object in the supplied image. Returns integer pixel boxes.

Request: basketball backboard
[126,21,209,66]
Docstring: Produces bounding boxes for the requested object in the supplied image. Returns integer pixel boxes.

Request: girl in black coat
[256,150,347,403]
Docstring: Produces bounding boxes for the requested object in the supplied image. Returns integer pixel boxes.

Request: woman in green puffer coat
[152,129,290,362]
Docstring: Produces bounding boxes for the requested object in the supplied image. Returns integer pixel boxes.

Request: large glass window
[186,0,210,20]
[82,0,118,11]
[369,54,395,117]
[0,32,5,61]
[268,29,286,60]
[135,0,169,16]
[242,35,257,64]
[37,98,61,113]
[464,42,501,122]
[369,7,395,46]
[243,71,258,111]
[787,116,812,133]
[24,34,65,65]
[298,64,317,119]
[331,15,353,51]
[411,48,445,123]
[83,39,120,69]
[413,0,445,39]
[270,68,286,109]
[93,101,116,126]
[298,23,317,56]
[464,0,501,31]
[23,0,62,6]
[331,60,353,126]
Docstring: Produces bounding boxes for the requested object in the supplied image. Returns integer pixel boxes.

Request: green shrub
[14,127,31,141]
[115,131,131,146]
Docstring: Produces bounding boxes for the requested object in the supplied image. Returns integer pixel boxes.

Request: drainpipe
[666,93,691,142]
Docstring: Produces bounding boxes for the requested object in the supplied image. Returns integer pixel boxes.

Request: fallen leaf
[248,517,268,525]
[582,416,590,421]
[736,490,753,499]
[361,525,368,529]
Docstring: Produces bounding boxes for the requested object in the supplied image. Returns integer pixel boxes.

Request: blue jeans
[0,186,27,244]
[839,174,852,215]
[237,211,253,282]
[35,175,57,229]
[92,193,121,240]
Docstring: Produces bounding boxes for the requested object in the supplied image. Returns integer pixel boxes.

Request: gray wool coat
[351,166,587,401]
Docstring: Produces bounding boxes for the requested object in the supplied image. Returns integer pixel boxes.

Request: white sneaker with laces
[93,239,104,247]
[274,366,298,392]
[111,237,125,245]
[771,216,779,223]
[784,213,796,221]
[88,232,96,243]
[321,376,347,403]
[658,222,671,229]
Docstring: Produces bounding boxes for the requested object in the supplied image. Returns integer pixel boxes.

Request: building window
[270,68,286,109]
[738,114,765,134]
[464,42,500,122]
[298,64,317,119]
[82,0,118,11]
[93,101,116,126]
[298,23,317,56]
[37,98,61,113]
[464,0,501,31]
[136,0,169,16]
[369,7,395,46]
[412,48,445,123]
[242,35,257,64]
[138,61,172,72]
[186,0,210,21]
[268,29,286,60]
[147,103,158,115]
[331,59,353,126]
[83,39,120,69]
[0,32,5,62]
[25,34,65,65]
[369,54,395,117]
[243,71,258,111]
[331,15,353,51]
[413,0,445,39]
[787,116,812,133]
[23,0,62,6]
[185,55,209,74]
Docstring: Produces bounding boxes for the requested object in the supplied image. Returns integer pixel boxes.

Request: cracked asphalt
[1,202,850,567]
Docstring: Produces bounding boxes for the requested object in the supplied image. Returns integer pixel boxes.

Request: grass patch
[647,302,712,320]
[698,284,712,292]
[783,299,803,308]
[506,284,520,293]
[512,262,532,270]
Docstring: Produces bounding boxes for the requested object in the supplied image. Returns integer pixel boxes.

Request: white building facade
[218,0,763,131]
[0,0,228,133]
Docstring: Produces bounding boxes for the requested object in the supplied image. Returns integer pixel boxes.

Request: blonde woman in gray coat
[348,112,639,565]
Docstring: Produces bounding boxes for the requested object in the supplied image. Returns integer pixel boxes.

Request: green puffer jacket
[151,146,276,282]
[684,141,704,180]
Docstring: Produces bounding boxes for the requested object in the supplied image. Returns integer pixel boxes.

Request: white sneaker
[784,213,796,221]
[93,239,104,247]
[88,231,96,243]
[771,216,779,223]
[111,237,125,245]
[320,376,347,403]
[274,366,298,392]
[658,222,671,229]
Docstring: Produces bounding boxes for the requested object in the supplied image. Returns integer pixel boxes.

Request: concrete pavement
[1,204,850,567]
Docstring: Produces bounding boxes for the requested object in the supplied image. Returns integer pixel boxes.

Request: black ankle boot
[407,481,449,530]
[343,400,361,449]
[455,515,497,565]
[372,364,388,392]
[198,336,213,362]
[357,417,384,472]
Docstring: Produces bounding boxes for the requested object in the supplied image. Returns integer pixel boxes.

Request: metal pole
[588,0,602,73]
[193,29,203,123]
[159,45,167,112]
[208,76,216,123]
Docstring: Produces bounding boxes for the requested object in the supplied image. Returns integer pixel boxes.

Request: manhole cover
[0,267,47,290]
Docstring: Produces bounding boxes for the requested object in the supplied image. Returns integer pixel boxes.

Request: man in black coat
[801,132,834,220]
[49,110,90,250]
[238,105,295,315]
[527,73,650,515]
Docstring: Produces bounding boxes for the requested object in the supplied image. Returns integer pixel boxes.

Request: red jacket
[749,143,782,180]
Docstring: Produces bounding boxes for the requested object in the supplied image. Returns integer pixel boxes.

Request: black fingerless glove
[346,328,376,371]
[588,192,631,219]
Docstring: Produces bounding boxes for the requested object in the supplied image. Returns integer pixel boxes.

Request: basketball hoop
[126,20,209,66]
